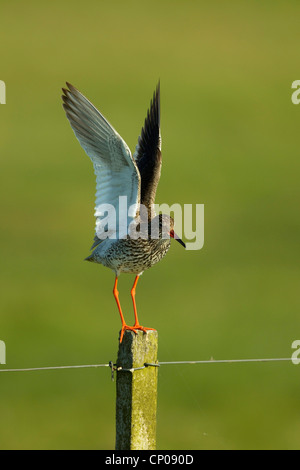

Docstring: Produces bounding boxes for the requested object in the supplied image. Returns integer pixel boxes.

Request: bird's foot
[132,324,156,334]
[119,325,139,343]
[119,324,156,343]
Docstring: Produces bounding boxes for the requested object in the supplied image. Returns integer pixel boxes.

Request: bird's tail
[84,253,94,262]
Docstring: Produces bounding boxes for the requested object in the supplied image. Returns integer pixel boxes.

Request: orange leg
[131,275,156,333]
[113,276,140,343]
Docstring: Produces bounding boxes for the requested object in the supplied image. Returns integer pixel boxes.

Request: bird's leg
[131,275,156,333]
[113,276,126,327]
[113,276,140,343]
[131,275,140,326]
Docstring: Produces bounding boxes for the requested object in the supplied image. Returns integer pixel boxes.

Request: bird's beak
[169,230,186,248]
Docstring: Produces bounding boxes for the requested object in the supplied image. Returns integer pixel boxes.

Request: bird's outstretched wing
[62,83,141,243]
[133,82,162,217]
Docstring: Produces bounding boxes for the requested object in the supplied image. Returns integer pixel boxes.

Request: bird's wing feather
[62,83,141,242]
[133,82,162,217]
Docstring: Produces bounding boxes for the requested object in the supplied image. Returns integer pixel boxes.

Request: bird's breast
[89,237,171,274]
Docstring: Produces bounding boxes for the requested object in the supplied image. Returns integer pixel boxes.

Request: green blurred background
[1,0,300,450]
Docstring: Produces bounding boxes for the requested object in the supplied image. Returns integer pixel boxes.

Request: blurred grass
[0,0,300,449]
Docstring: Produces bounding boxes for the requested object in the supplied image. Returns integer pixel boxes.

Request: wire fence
[0,357,295,380]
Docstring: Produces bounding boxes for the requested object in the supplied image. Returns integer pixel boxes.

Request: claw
[132,325,156,333]
[119,324,138,343]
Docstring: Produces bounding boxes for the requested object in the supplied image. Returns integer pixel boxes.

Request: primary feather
[62,83,141,242]
[133,82,162,217]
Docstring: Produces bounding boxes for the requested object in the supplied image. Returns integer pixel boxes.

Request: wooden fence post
[115,329,158,450]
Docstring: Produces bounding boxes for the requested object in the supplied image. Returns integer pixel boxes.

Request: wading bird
[62,82,185,342]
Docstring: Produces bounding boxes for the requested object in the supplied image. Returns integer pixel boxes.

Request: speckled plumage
[87,236,171,276]
[85,213,174,276]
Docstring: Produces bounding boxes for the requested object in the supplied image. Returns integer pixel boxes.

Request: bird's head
[151,214,186,248]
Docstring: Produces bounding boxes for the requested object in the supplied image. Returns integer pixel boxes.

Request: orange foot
[119,324,156,343]
[133,324,156,333]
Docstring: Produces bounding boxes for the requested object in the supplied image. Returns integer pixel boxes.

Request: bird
[62,82,185,342]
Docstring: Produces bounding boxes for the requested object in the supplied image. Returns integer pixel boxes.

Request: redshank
[62,82,185,342]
